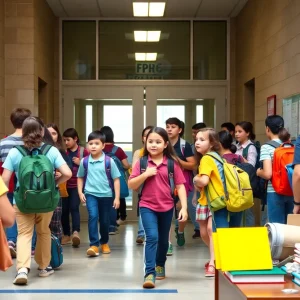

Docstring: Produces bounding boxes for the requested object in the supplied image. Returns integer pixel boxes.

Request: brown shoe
[86,246,99,257]
[61,236,71,245]
[72,231,80,247]
[101,244,111,254]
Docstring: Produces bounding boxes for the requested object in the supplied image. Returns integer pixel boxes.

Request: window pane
[196,105,203,123]
[103,106,132,142]
[157,105,185,128]
[63,21,96,80]
[193,21,227,80]
[86,105,93,140]
[99,21,190,80]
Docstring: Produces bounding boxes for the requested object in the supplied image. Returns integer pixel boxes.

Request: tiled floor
[0,222,214,300]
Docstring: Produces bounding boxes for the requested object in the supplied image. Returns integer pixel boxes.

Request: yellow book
[214,227,273,271]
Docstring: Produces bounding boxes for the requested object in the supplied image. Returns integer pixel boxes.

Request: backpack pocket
[205,182,227,212]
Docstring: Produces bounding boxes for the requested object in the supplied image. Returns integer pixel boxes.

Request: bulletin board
[282,93,300,140]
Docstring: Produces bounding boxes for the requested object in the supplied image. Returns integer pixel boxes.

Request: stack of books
[294,243,300,265]
[224,267,286,284]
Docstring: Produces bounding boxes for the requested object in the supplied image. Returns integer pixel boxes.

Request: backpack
[138,156,179,217]
[206,152,254,212]
[14,144,60,214]
[267,141,294,196]
[50,234,63,269]
[103,146,129,198]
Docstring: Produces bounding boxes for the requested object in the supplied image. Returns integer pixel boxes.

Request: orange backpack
[269,141,294,196]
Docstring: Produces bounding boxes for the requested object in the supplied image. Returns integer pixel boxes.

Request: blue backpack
[50,234,63,269]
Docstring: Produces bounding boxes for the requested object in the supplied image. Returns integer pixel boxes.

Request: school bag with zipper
[14,144,60,214]
[137,156,179,218]
[50,234,63,269]
[103,145,129,198]
[205,152,253,212]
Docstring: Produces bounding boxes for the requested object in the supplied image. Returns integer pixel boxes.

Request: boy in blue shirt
[77,131,120,257]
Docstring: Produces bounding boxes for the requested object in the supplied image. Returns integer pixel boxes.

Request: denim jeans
[137,215,145,237]
[61,187,80,236]
[86,194,113,246]
[117,198,127,221]
[213,208,242,232]
[187,191,200,231]
[267,192,293,224]
[109,205,118,233]
[6,193,18,243]
[140,207,173,277]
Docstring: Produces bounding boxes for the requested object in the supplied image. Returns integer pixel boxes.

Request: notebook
[225,267,286,283]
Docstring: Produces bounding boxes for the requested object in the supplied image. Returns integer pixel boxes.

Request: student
[62,128,89,246]
[257,115,292,224]
[132,125,154,245]
[128,127,188,289]
[166,117,195,247]
[191,122,207,154]
[77,131,120,256]
[193,128,242,278]
[100,126,130,233]
[0,176,15,228]
[221,122,236,142]
[0,108,31,258]
[2,116,71,285]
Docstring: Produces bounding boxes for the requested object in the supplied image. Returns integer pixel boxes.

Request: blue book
[292,272,300,286]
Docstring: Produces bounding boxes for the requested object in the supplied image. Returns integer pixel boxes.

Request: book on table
[224,267,286,283]
[292,272,300,286]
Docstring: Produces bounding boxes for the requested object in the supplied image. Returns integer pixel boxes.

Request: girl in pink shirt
[129,127,188,289]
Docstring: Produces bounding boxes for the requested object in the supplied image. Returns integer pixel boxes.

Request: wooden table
[215,269,300,300]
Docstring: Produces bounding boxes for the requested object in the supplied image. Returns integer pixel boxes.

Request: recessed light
[135,53,158,61]
[146,53,157,61]
[85,99,93,100]
[133,2,165,17]
[134,31,147,42]
[149,2,165,17]
[147,31,161,42]
[134,30,161,42]
[133,2,148,17]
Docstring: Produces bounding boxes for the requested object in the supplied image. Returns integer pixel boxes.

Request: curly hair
[22,116,44,149]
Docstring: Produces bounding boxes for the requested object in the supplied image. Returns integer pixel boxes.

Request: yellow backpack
[206,152,254,212]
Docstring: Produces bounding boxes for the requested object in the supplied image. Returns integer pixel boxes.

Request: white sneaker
[38,266,54,277]
[13,268,28,285]
[116,219,126,225]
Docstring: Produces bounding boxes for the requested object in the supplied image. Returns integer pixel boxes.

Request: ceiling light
[134,30,161,42]
[149,2,165,17]
[147,31,161,42]
[133,2,148,17]
[135,53,146,61]
[134,31,147,42]
[135,53,157,61]
[146,53,157,61]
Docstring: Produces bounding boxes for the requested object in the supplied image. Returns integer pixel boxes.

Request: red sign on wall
[267,95,276,116]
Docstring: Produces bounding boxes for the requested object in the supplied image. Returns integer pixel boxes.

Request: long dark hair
[236,121,256,141]
[265,115,290,142]
[47,123,64,150]
[143,127,178,161]
[218,130,237,153]
[100,126,114,143]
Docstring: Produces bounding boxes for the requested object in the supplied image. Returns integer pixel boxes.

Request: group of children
[0,107,296,289]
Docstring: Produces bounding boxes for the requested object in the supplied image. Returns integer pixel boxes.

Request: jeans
[187,191,200,231]
[109,205,118,233]
[86,194,113,246]
[6,193,18,243]
[117,198,127,221]
[267,192,293,224]
[140,207,173,277]
[213,208,242,232]
[137,215,145,237]
[61,187,80,236]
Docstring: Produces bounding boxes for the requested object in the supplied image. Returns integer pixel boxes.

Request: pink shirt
[130,156,186,212]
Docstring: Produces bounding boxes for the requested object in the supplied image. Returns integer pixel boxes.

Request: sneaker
[8,241,16,258]
[72,231,80,247]
[136,236,145,245]
[155,266,166,280]
[192,229,200,239]
[167,243,173,256]
[101,244,111,254]
[61,236,71,245]
[38,265,54,277]
[13,268,28,285]
[204,261,209,269]
[116,219,126,225]
[87,246,99,257]
[143,274,155,289]
[205,265,215,277]
[176,232,185,247]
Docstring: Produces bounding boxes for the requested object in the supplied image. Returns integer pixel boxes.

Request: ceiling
[46,0,248,18]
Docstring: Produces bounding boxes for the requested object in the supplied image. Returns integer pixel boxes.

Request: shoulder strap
[111,145,118,155]
[266,141,280,148]
[41,144,52,155]
[180,138,186,156]
[79,146,84,159]
[138,156,148,197]
[105,155,114,191]
[206,152,224,164]
[83,156,89,189]
[167,159,175,196]
[15,145,29,157]
[242,143,254,158]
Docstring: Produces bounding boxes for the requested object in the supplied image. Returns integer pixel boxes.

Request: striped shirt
[0,135,23,162]
[259,138,281,193]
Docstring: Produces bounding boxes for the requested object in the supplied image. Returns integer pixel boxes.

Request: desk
[215,270,300,300]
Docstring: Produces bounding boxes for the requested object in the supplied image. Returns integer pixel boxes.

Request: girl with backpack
[193,128,243,278]
[62,128,89,246]
[2,116,71,285]
[257,115,293,224]
[128,127,188,289]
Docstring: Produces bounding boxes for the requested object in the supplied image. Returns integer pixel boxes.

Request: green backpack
[14,144,60,213]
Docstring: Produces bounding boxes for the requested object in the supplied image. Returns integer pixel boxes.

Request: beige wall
[0,0,4,136]
[233,0,300,141]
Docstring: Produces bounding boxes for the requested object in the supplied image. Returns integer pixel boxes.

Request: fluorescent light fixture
[133,2,148,17]
[85,98,93,100]
[134,30,161,42]
[135,53,157,61]
[149,2,165,17]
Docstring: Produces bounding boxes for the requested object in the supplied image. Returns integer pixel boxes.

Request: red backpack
[268,141,294,196]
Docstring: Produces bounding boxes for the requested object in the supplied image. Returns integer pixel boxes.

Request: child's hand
[177,208,188,222]
[192,195,198,207]
[144,167,157,177]
[113,198,120,209]
[73,157,80,165]
[79,193,86,203]
[55,171,62,179]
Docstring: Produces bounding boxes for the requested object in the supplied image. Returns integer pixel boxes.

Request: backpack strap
[83,156,89,190]
[205,152,224,164]
[265,140,281,148]
[242,143,255,159]
[15,145,29,157]
[104,155,114,192]
[180,138,186,156]
[138,156,148,199]
[79,146,84,159]
[111,145,118,155]
[41,144,52,155]
[167,158,179,219]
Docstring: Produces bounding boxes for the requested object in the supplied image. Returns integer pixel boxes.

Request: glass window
[157,105,185,128]
[63,21,96,80]
[193,21,227,80]
[196,105,203,122]
[99,21,190,80]
[85,105,93,139]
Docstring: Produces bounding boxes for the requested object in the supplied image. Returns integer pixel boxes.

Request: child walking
[77,131,120,256]
[193,128,242,278]
[62,128,89,246]
[128,127,188,289]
